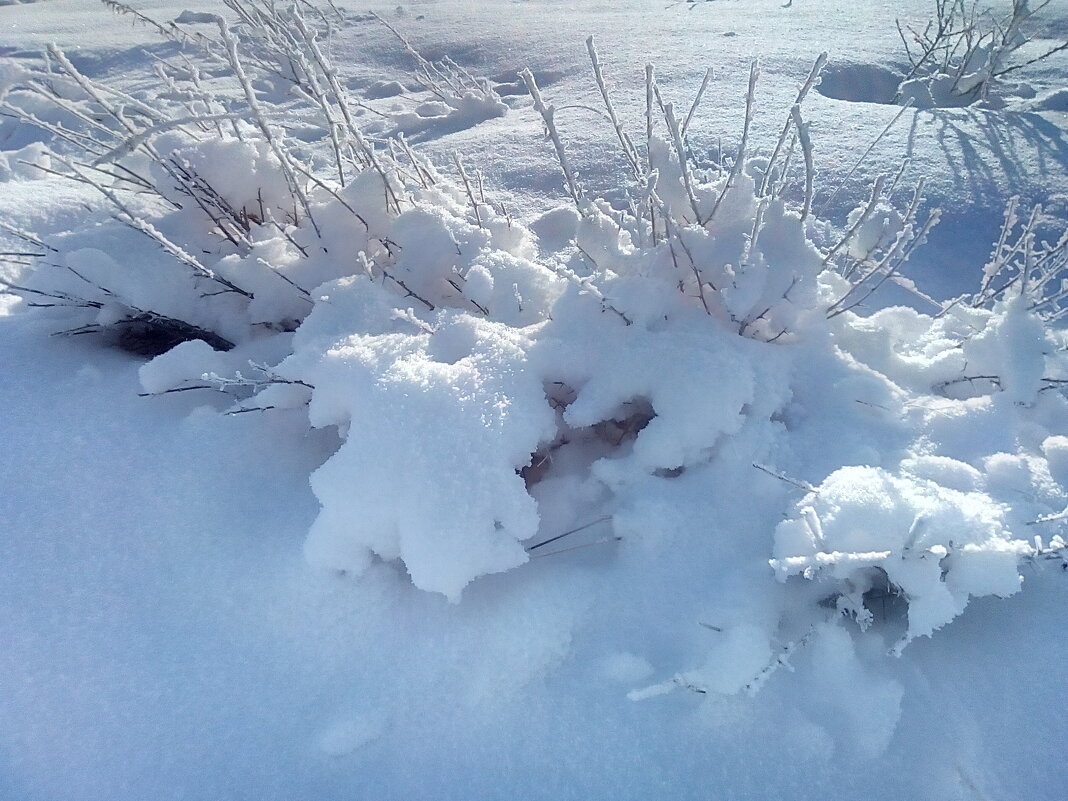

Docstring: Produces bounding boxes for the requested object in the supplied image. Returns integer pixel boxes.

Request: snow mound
[772,465,1023,647]
[283,284,557,600]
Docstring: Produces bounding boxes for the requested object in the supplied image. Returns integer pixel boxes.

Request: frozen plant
[772,466,1036,653]
[521,43,937,339]
[372,12,508,136]
[0,0,519,354]
[967,197,1068,321]
[894,0,1068,108]
[5,5,1068,719]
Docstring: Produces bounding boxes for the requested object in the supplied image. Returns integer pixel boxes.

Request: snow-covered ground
[2,1,1068,799]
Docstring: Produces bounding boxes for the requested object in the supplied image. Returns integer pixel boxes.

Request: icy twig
[521,68,584,210]
[821,175,887,270]
[817,99,913,216]
[453,154,483,229]
[752,462,818,493]
[215,18,320,236]
[704,61,759,227]
[827,209,941,318]
[790,104,814,221]
[657,89,702,224]
[526,515,613,552]
[586,36,643,183]
[758,52,825,198]
[681,66,714,139]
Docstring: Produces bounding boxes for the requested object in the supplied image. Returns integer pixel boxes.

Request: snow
[771,464,1023,647]
[136,337,227,394]
[2,0,1068,799]
[293,300,556,600]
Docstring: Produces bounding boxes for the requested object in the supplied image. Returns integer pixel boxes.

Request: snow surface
[2,1,1068,799]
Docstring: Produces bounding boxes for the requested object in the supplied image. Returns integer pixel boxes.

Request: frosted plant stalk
[521,68,583,209]
[758,52,826,198]
[704,61,760,226]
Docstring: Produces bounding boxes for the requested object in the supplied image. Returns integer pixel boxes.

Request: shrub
[3,0,1068,698]
[0,1,516,350]
[894,0,1068,108]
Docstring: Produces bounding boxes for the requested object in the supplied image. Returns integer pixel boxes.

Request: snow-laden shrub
[773,465,1028,650]
[762,291,1068,656]
[0,0,514,352]
[894,0,1068,108]
[968,196,1068,322]
[624,291,1068,699]
[519,48,941,338]
[256,38,1068,632]
[3,1,1068,718]
[1,0,556,598]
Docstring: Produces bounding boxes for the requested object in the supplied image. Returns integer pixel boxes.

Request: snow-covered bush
[763,293,1068,656]
[372,12,508,136]
[1,0,557,598]
[894,0,1068,108]
[968,197,1068,321]
[0,0,515,352]
[517,46,946,338]
[3,0,1068,713]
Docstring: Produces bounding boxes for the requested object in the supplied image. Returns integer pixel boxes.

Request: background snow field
[1,1,1068,799]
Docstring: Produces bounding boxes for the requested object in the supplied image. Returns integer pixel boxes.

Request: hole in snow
[521,392,655,489]
[364,79,406,100]
[935,375,1002,400]
[821,567,909,642]
[521,438,568,488]
[490,69,565,97]
[591,398,655,448]
[653,466,685,479]
[816,63,905,105]
[859,568,910,635]
[111,316,234,357]
[544,381,577,412]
